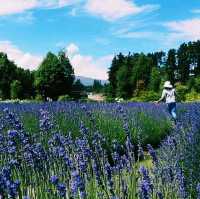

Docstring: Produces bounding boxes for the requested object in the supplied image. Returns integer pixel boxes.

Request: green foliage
[107,41,200,102]
[108,53,126,97]
[71,79,87,100]
[130,91,160,102]
[16,68,35,99]
[136,112,171,147]
[149,67,161,92]
[185,90,200,102]
[116,64,131,98]
[35,94,43,102]
[194,76,200,92]
[2,39,200,102]
[147,51,165,67]
[0,53,35,100]
[35,51,75,100]
[166,49,176,84]
[105,96,115,102]
[177,43,190,83]
[10,80,23,99]
[0,53,17,99]
[58,94,72,101]
[92,80,103,93]
[188,40,200,76]
[187,77,196,91]
[175,83,188,101]
[131,54,153,90]
[116,54,136,98]
[109,53,154,99]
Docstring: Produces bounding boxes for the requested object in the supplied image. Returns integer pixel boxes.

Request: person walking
[156,81,177,124]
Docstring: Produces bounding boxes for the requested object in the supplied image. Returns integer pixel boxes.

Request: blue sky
[0,0,200,80]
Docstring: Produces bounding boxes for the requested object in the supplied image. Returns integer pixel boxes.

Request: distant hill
[75,76,108,86]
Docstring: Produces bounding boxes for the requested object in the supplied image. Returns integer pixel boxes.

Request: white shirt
[161,88,176,103]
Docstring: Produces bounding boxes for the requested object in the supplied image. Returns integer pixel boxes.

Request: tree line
[0,51,88,101]
[106,40,200,100]
[1,40,200,102]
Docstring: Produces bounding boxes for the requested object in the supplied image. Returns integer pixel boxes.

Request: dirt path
[88,93,105,101]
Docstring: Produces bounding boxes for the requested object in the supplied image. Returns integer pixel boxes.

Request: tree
[0,53,17,99]
[116,64,130,98]
[131,54,153,91]
[124,53,136,98]
[58,51,75,93]
[108,53,125,97]
[194,77,200,93]
[149,67,161,92]
[10,80,23,99]
[35,51,75,100]
[148,51,165,67]
[92,80,103,93]
[16,68,35,99]
[177,43,190,83]
[166,49,177,84]
[71,79,86,99]
[188,40,200,76]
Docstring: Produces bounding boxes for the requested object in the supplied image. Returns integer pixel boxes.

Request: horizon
[0,0,200,80]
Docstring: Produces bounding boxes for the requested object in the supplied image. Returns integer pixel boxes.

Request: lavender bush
[0,102,199,198]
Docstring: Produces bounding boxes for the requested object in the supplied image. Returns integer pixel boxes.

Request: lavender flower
[147,144,158,165]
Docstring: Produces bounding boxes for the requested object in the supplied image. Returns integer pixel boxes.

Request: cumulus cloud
[66,43,80,57]
[164,18,200,44]
[84,0,159,22]
[0,41,112,79]
[0,41,42,70]
[66,43,112,80]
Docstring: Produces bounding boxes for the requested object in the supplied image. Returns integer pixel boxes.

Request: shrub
[194,76,200,93]
[58,94,72,101]
[130,91,160,102]
[35,94,43,102]
[185,90,200,102]
[10,80,23,99]
[175,83,188,102]
[187,77,196,91]
[105,96,115,102]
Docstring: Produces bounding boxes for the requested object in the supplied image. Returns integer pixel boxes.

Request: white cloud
[84,0,159,22]
[66,43,80,57]
[191,9,200,14]
[66,43,112,80]
[13,12,35,24]
[0,0,38,16]
[69,8,77,16]
[0,0,80,16]
[0,11,35,24]
[164,18,200,44]
[39,0,80,9]
[0,41,112,79]
[114,28,155,39]
[0,41,42,70]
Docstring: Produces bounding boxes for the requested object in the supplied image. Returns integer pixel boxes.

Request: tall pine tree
[166,49,176,84]
[177,43,190,83]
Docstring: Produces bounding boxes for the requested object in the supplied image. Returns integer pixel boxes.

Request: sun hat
[163,81,173,88]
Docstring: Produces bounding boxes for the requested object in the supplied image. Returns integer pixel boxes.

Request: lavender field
[0,102,200,199]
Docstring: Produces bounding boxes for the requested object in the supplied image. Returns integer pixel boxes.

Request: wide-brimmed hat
[163,81,173,88]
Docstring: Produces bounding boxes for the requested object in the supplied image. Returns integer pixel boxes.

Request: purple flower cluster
[0,102,199,198]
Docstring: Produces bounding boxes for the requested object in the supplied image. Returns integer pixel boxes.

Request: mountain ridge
[75,76,108,86]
